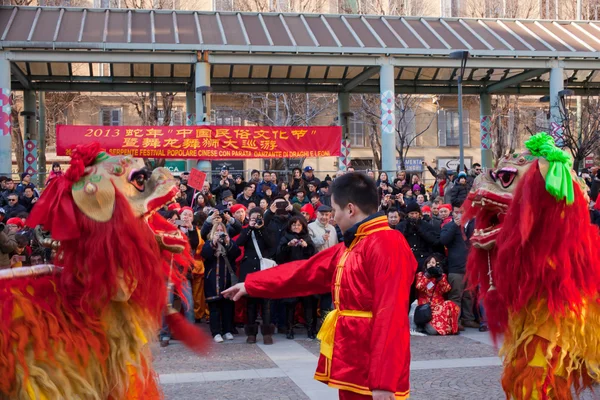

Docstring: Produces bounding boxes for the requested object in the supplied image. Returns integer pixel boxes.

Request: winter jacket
[396,219,439,270]
[236,226,274,282]
[307,220,338,252]
[211,178,236,203]
[276,231,316,265]
[440,220,468,274]
[4,203,27,219]
[264,209,300,257]
[201,240,241,301]
[291,196,309,207]
[302,173,321,187]
[0,226,17,269]
[319,193,332,207]
[449,183,469,207]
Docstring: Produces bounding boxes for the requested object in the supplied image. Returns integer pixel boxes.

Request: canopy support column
[479,92,493,170]
[338,92,351,172]
[195,58,212,180]
[0,56,12,177]
[38,92,46,186]
[380,63,396,175]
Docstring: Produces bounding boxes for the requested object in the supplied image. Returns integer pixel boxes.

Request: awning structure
[2,6,600,94]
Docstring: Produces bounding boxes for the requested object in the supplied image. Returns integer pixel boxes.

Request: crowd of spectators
[1,159,599,344]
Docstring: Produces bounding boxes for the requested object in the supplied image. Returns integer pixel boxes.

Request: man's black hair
[451,200,463,209]
[251,169,260,175]
[331,172,378,215]
[473,163,481,168]
[386,208,400,216]
[0,176,7,183]
[248,207,264,217]
[262,170,271,177]
[165,210,179,220]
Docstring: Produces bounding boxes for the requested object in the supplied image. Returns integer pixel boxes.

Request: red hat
[421,205,431,213]
[300,204,315,220]
[7,217,24,228]
[439,204,452,211]
[230,204,247,214]
[167,203,181,211]
[180,206,194,214]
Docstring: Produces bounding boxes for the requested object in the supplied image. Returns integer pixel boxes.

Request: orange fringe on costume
[502,335,592,400]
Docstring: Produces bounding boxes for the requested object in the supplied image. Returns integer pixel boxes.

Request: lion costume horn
[27,143,102,240]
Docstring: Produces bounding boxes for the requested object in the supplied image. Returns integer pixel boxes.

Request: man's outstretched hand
[222,283,247,301]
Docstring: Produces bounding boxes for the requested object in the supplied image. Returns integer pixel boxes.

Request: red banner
[56,125,342,159]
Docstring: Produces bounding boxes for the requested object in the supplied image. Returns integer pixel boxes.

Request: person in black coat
[236,207,275,345]
[201,223,241,342]
[264,198,300,258]
[440,203,477,328]
[211,166,236,204]
[450,173,469,207]
[396,202,440,271]
[276,216,317,339]
[397,202,440,312]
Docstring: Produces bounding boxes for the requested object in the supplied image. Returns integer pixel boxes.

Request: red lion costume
[464,133,600,399]
[0,144,208,399]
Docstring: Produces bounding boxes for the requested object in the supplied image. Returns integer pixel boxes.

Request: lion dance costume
[464,132,600,399]
[0,143,208,399]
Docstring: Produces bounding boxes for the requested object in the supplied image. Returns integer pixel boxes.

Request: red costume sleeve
[415,272,427,291]
[367,232,416,392]
[244,244,342,299]
[439,275,452,294]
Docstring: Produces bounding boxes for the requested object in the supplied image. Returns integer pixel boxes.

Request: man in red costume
[224,173,415,400]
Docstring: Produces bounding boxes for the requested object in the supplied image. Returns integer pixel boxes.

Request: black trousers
[247,297,271,327]
[208,299,234,337]
[286,296,318,330]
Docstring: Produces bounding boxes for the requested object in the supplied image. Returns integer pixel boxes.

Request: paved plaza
[153,325,598,400]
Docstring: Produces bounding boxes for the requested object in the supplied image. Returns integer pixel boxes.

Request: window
[211,109,242,126]
[437,109,470,147]
[101,108,121,126]
[350,158,373,170]
[348,117,367,148]
[213,0,233,11]
[396,108,418,146]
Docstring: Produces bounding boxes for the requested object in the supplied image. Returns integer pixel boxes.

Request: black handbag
[414,281,437,327]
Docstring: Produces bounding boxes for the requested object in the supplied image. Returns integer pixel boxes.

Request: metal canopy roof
[2,6,600,95]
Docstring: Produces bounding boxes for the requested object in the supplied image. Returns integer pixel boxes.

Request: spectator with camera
[212,166,236,204]
[201,209,242,241]
[308,205,337,253]
[202,222,241,343]
[236,207,275,345]
[415,254,460,335]
[440,204,477,330]
[276,216,317,339]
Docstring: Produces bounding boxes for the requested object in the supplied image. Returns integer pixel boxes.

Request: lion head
[464,151,538,250]
[70,151,187,253]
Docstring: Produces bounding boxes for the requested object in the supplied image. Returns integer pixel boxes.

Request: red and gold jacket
[245,215,415,398]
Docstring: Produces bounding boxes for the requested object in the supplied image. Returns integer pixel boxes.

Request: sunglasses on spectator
[8,199,17,202]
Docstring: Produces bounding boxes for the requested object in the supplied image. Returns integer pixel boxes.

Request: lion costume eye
[496,168,518,189]
[129,169,150,192]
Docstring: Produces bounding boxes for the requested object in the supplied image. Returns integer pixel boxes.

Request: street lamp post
[450,51,470,173]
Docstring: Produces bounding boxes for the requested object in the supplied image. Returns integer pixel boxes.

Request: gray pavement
[155,325,598,399]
